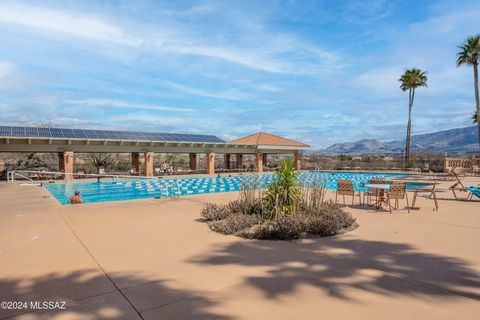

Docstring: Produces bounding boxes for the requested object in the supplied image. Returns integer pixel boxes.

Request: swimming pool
[44,171,426,205]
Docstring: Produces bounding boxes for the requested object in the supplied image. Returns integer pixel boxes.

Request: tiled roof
[230,132,310,147]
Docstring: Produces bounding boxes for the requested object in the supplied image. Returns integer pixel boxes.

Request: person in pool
[68,190,83,204]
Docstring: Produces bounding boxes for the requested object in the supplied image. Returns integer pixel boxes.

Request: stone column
[59,151,74,180]
[189,153,197,171]
[206,152,215,175]
[443,158,448,173]
[255,153,263,173]
[144,152,154,177]
[224,154,231,170]
[131,152,140,174]
[294,151,301,171]
[236,154,243,169]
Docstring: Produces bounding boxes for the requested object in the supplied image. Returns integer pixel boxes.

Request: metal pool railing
[6,170,157,183]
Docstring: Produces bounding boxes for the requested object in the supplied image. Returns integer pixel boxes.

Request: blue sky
[0,0,479,148]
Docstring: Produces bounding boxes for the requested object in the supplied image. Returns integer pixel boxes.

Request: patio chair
[411,182,438,211]
[335,179,362,206]
[449,172,469,200]
[364,177,386,205]
[386,181,410,213]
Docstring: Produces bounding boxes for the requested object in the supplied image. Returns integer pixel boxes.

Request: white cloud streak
[65,99,194,112]
[0,2,339,75]
[0,3,138,45]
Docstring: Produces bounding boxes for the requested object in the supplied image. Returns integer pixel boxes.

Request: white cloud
[156,79,250,101]
[64,99,194,112]
[0,61,15,78]
[350,65,404,94]
[0,2,339,75]
[0,3,138,45]
[409,6,480,38]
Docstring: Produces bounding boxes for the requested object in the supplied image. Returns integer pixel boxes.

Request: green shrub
[208,213,259,235]
[263,159,300,219]
[200,203,231,221]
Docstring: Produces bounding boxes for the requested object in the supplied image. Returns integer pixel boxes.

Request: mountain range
[317,126,479,155]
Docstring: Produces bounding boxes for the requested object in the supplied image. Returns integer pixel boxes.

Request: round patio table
[364,183,392,210]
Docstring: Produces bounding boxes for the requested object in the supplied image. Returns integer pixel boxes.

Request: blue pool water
[44,171,427,205]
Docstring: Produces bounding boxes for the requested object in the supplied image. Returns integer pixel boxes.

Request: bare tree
[86,153,117,173]
[415,152,444,173]
[14,153,56,171]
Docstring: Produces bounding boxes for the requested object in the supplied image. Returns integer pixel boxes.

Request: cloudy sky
[0,0,479,148]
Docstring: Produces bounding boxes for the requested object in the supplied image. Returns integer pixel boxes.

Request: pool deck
[1,177,480,319]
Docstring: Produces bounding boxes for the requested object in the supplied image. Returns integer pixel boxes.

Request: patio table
[365,183,392,210]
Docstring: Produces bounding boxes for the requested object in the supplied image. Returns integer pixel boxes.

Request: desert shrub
[248,217,303,240]
[200,203,231,222]
[208,213,259,235]
[226,198,262,215]
[301,200,356,234]
[321,201,356,228]
[199,161,356,240]
[201,199,355,240]
[297,182,326,213]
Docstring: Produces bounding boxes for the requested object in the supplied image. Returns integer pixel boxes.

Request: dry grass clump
[199,203,231,222]
[300,201,355,236]
[208,214,259,235]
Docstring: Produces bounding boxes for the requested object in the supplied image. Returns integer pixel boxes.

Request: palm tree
[457,35,480,149]
[473,111,478,124]
[399,68,428,165]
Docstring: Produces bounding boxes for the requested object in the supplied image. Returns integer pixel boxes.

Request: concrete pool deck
[1,177,479,319]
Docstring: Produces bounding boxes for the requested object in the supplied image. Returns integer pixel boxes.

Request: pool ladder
[159,180,181,199]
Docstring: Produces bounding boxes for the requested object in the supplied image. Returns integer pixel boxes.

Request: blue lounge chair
[465,186,480,200]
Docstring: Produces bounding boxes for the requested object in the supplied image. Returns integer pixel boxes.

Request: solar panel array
[0,126,226,143]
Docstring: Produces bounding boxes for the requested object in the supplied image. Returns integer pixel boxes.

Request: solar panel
[61,129,76,138]
[107,131,120,139]
[38,127,51,137]
[25,127,39,137]
[0,126,12,136]
[83,130,98,139]
[95,130,110,139]
[0,125,226,143]
[50,128,64,138]
[72,129,87,139]
[11,127,26,137]
[114,131,129,140]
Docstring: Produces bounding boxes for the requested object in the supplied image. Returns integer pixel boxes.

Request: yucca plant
[263,159,300,219]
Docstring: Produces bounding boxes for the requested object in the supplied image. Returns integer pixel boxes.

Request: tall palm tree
[457,35,480,149]
[473,111,478,124]
[399,68,428,165]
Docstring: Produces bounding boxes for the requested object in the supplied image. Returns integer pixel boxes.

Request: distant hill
[318,126,479,155]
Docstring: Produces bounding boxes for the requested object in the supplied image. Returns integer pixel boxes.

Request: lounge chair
[386,181,410,213]
[364,177,386,205]
[335,179,362,206]
[465,186,480,200]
